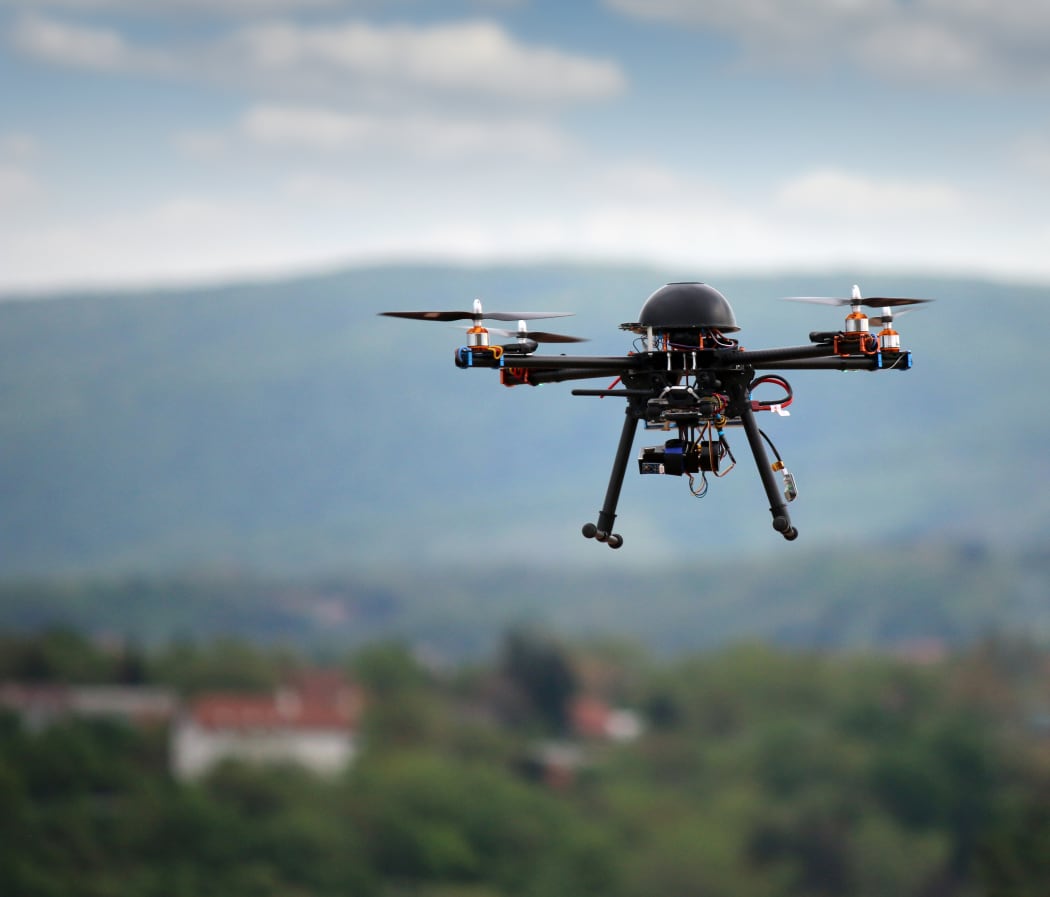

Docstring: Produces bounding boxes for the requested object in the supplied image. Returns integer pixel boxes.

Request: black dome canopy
[623,282,740,334]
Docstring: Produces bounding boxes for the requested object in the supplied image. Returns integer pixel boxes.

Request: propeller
[783,284,932,310]
[868,308,912,329]
[379,298,573,323]
[483,320,587,344]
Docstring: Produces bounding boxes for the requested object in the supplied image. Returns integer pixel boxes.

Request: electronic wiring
[749,374,793,411]
[758,428,782,464]
[687,471,708,497]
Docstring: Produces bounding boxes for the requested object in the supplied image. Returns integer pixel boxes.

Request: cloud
[11,13,172,72]
[755,166,1050,278]
[775,169,965,217]
[604,0,1050,87]
[222,18,625,101]
[3,0,350,14]
[280,171,366,204]
[235,103,576,160]
[0,164,39,207]
[3,155,1048,294]
[7,0,529,13]
[0,194,338,293]
[10,13,626,103]
[0,132,39,161]
[1015,134,1050,178]
[173,130,230,161]
[0,132,42,208]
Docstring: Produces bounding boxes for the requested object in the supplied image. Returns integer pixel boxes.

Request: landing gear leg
[737,391,798,541]
[582,403,640,549]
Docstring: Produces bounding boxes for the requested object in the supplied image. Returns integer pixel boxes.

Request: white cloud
[763,168,986,272]
[11,13,172,72]
[7,0,529,13]
[240,105,373,150]
[0,163,40,207]
[0,132,42,208]
[3,155,1049,294]
[280,171,366,204]
[10,13,626,103]
[605,0,1050,87]
[776,169,965,217]
[0,195,337,293]
[174,130,230,160]
[223,19,625,101]
[607,0,880,41]
[0,132,39,162]
[1015,135,1050,178]
[236,103,575,160]
[4,0,349,14]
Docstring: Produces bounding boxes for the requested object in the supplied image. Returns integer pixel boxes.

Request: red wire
[750,375,793,409]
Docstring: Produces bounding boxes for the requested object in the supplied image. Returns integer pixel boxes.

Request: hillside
[0,263,1047,577]
[0,541,1047,658]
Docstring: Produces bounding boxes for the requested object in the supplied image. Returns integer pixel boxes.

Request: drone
[381,283,929,549]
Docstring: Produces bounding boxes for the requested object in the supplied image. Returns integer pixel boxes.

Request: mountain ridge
[0,262,1045,576]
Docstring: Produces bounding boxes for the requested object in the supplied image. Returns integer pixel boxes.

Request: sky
[1,0,1049,294]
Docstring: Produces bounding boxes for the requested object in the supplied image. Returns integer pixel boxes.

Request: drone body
[381,282,928,549]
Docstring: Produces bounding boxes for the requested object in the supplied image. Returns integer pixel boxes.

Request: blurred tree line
[1,626,1049,896]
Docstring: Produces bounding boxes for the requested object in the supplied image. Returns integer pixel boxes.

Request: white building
[170,672,363,780]
[0,683,177,732]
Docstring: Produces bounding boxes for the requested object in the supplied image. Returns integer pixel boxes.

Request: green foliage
[977,784,1050,896]
[347,750,619,894]
[498,626,578,733]
[1,630,1048,896]
[352,641,429,695]
[150,636,294,694]
[0,626,118,682]
[3,543,1048,664]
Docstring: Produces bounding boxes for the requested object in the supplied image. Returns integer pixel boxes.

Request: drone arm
[495,353,645,385]
[525,367,630,385]
[491,354,643,371]
[571,388,653,397]
[729,344,840,365]
[732,343,912,372]
[749,356,886,371]
[730,379,798,541]
[581,399,643,549]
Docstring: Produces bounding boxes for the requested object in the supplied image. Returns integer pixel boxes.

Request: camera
[638,438,722,476]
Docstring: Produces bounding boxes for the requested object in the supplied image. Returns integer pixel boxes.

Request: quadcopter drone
[381,283,929,549]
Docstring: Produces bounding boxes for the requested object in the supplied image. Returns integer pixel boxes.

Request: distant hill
[0,263,1046,577]
[0,542,1046,658]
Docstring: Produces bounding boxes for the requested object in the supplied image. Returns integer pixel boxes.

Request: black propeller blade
[379,299,573,323]
[785,296,932,309]
[784,284,932,309]
[487,324,587,344]
[521,331,587,343]
[868,308,919,328]
[380,309,574,322]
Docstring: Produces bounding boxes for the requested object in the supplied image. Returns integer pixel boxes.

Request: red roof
[570,696,612,739]
[188,676,362,732]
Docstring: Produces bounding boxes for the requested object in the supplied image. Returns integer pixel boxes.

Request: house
[170,670,364,780]
[521,740,587,791]
[570,695,643,742]
[0,682,177,732]
[523,697,645,790]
